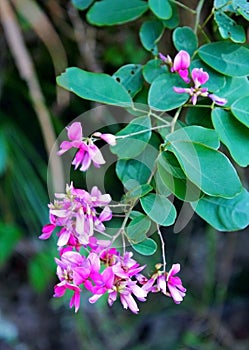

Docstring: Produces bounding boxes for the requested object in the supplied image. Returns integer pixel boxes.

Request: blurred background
[0,1,248,349]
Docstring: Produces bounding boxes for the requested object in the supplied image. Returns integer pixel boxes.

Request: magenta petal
[67,122,83,141]
[191,68,209,86]
[173,50,190,71]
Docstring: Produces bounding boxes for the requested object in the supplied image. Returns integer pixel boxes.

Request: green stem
[170,0,196,14]
[157,224,166,272]
[115,124,170,140]
[194,0,205,34]
[171,106,182,133]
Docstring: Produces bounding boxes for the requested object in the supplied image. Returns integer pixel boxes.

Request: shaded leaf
[198,42,249,76]
[173,26,198,56]
[149,0,172,19]
[87,0,148,25]
[191,188,249,231]
[231,95,249,127]
[212,108,249,167]
[113,64,143,97]
[132,238,157,255]
[57,67,132,107]
[140,193,177,226]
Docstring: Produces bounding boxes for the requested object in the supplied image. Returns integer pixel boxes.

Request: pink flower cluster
[40,183,186,313]
[39,183,112,247]
[41,121,187,313]
[159,50,227,106]
[58,122,116,172]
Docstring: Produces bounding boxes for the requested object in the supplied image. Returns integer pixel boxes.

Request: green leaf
[125,184,153,199]
[191,58,226,92]
[212,108,249,167]
[57,67,132,107]
[165,138,242,198]
[233,0,249,20]
[143,59,167,84]
[139,20,164,54]
[116,137,158,190]
[198,42,249,76]
[191,188,249,231]
[126,214,151,243]
[113,64,143,97]
[214,10,246,43]
[149,0,172,19]
[157,152,201,201]
[231,96,249,127]
[173,26,198,56]
[165,126,220,149]
[116,159,151,190]
[215,76,249,106]
[132,238,157,255]
[161,1,179,29]
[214,0,234,11]
[72,0,94,10]
[111,116,151,159]
[154,170,172,197]
[0,223,22,267]
[148,72,189,111]
[185,104,213,128]
[140,193,177,226]
[87,0,148,25]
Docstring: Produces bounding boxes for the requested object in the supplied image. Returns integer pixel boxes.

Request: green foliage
[111,116,151,159]
[131,238,157,255]
[140,193,177,226]
[198,42,249,76]
[191,189,249,231]
[113,64,143,97]
[231,96,249,127]
[143,59,167,83]
[148,73,189,111]
[126,213,151,244]
[173,27,198,56]
[87,0,148,25]
[214,10,246,43]
[57,68,132,107]
[139,20,164,54]
[212,108,249,167]
[148,0,172,20]
[71,0,94,10]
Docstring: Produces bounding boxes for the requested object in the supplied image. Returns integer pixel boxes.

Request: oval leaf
[212,108,249,167]
[140,193,177,226]
[214,10,245,43]
[87,0,148,25]
[113,64,143,97]
[191,188,249,231]
[127,214,151,243]
[173,26,198,56]
[72,0,94,10]
[143,59,167,84]
[111,116,151,159]
[157,152,201,201]
[149,0,172,19]
[57,67,132,107]
[198,42,249,76]
[148,73,189,111]
[139,20,164,53]
[165,140,242,198]
[231,96,249,127]
[116,159,151,191]
[131,238,157,256]
[215,76,249,106]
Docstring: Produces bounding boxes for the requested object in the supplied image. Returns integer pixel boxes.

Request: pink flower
[58,122,106,172]
[172,50,191,83]
[93,132,116,146]
[40,183,112,248]
[174,67,227,106]
[191,68,209,87]
[167,264,186,304]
